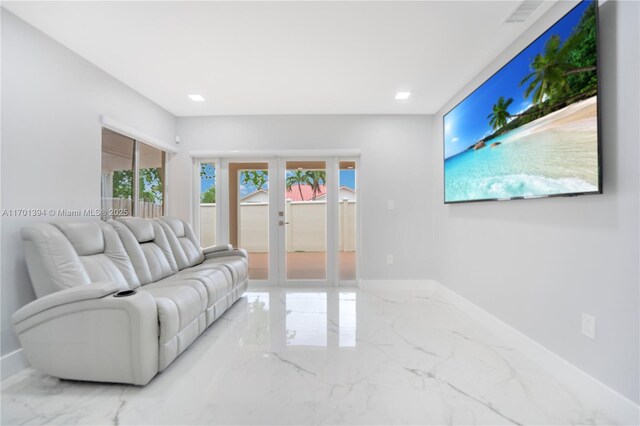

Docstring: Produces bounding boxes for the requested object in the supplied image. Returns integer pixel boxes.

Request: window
[101,129,134,220]
[137,142,165,218]
[101,129,167,220]
[339,161,357,281]
[199,162,217,246]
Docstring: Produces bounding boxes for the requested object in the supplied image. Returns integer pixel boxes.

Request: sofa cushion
[142,279,208,313]
[161,217,186,238]
[156,218,204,270]
[21,223,92,297]
[185,261,233,286]
[53,222,104,256]
[184,263,234,288]
[139,285,205,371]
[21,221,140,298]
[162,268,231,301]
[54,221,140,288]
[120,218,155,243]
[201,255,248,284]
[110,219,178,284]
[158,267,233,327]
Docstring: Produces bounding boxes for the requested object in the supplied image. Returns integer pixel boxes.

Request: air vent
[504,0,543,23]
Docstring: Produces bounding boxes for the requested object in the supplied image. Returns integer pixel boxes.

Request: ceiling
[3,1,566,116]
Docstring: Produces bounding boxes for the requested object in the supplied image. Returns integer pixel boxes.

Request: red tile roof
[285,184,326,201]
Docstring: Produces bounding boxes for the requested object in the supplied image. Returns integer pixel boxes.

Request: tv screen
[444,0,600,204]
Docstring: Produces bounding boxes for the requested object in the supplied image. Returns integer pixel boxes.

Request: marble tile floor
[1,286,614,425]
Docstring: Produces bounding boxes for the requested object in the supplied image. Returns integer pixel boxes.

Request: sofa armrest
[12,281,129,324]
[204,247,248,260]
[202,244,233,255]
[12,286,159,385]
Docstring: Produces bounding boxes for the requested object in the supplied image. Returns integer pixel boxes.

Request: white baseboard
[359,279,434,290]
[1,348,29,381]
[428,280,640,426]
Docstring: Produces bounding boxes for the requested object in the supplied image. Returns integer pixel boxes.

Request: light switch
[388,200,395,210]
[581,314,596,340]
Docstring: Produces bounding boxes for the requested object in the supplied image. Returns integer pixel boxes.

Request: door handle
[278,221,290,226]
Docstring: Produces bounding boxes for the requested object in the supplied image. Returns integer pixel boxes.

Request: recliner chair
[12,217,248,385]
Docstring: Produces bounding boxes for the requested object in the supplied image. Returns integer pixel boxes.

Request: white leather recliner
[12,217,248,385]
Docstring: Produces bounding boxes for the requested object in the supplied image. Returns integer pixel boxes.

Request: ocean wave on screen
[448,174,597,201]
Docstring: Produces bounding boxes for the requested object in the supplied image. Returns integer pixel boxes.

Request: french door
[277,159,334,286]
[194,156,358,287]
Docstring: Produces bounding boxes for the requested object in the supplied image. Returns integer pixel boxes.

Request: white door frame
[191,151,361,287]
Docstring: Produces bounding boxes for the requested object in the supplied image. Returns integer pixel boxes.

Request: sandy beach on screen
[509,96,597,141]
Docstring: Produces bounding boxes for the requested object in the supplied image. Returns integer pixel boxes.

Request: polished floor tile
[1,286,614,425]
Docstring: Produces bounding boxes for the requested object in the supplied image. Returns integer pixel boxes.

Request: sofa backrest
[156,217,204,270]
[21,221,140,298]
[110,217,179,284]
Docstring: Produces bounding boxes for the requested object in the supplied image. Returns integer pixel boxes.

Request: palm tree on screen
[520,34,595,105]
[487,96,514,130]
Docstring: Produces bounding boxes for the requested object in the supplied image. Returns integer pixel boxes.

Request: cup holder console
[114,290,137,298]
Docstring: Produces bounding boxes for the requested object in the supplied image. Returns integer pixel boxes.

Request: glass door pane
[199,162,217,246]
[339,161,357,281]
[231,162,270,281]
[284,161,327,280]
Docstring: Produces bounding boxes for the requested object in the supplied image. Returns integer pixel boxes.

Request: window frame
[101,128,169,220]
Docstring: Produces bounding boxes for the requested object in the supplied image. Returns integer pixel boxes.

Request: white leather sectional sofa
[12,217,248,385]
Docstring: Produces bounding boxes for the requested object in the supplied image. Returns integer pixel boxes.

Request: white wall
[432,0,639,404]
[0,11,177,359]
[172,115,435,280]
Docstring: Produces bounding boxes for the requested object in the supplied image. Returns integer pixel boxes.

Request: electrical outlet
[387,254,394,265]
[581,314,596,340]
[388,200,395,210]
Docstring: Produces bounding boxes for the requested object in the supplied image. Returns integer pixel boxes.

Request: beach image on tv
[444,0,598,203]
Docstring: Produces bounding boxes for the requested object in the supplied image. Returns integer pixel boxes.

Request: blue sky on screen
[200,165,355,197]
[444,0,590,159]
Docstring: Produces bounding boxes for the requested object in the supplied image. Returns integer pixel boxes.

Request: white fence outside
[199,200,356,252]
[108,198,163,219]
[200,203,217,247]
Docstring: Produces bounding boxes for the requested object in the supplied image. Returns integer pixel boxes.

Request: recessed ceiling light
[188,94,205,102]
[395,92,411,100]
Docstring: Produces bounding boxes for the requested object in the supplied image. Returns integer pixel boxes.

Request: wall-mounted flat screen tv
[444,0,600,204]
